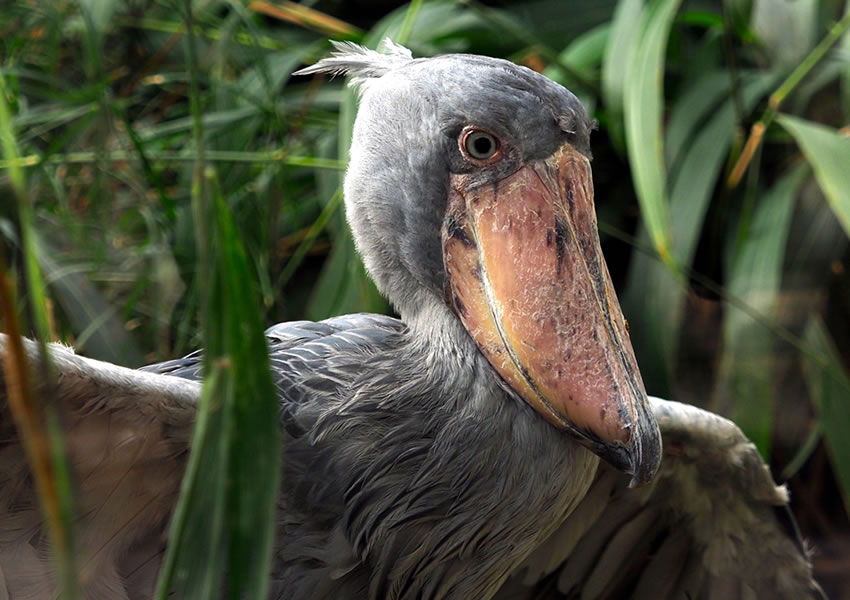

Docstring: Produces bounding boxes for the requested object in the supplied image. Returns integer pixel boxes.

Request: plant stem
[728,10,850,188]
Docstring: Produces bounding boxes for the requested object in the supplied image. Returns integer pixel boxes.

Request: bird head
[296,41,662,486]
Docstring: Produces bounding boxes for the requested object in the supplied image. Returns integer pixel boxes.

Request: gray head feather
[293,39,413,88]
[297,41,593,330]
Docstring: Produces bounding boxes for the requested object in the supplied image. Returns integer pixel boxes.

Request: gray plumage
[0,42,822,599]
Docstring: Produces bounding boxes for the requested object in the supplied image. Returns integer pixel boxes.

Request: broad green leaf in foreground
[777,114,850,238]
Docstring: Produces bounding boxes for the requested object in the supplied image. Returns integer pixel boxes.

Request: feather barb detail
[293,39,414,87]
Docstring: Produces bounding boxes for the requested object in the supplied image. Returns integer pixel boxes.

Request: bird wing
[0,313,403,600]
[0,336,197,600]
[498,397,824,600]
[0,331,823,600]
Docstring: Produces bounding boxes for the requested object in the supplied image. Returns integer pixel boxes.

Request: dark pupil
[472,135,492,156]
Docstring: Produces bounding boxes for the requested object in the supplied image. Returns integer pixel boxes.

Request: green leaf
[623,73,775,393]
[777,114,850,238]
[803,317,850,515]
[623,0,681,265]
[717,164,807,455]
[154,362,229,600]
[556,22,610,73]
[669,75,776,263]
[843,2,850,120]
[664,69,729,167]
[0,69,81,600]
[154,5,279,596]
[602,0,644,116]
[677,10,723,29]
[155,167,280,600]
[211,183,280,599]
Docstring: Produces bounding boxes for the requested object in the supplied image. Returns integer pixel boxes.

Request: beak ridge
[443,143,662,484]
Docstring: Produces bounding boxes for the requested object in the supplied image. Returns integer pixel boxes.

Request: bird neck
[346,301,600,598]
[403,297,500,402]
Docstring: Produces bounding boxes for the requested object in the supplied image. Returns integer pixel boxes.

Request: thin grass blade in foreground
[777,115,850,238]
[154,2,280,597]
[154,154,281,600]
[0,73,80,599]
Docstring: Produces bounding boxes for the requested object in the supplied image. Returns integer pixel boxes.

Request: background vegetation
[1,0,849,597]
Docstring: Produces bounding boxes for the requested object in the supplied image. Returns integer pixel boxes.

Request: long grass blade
[623,0,681,267]
[153,361,229,599]
[211,167,280,599]
[803,317,850,516]
[602,0,643,117]
[0,151,346,169]
[154,3,280,597]
[716,164,807,455]
[0,71,80,599]
[623,73,774,393]
[397,0,424,46]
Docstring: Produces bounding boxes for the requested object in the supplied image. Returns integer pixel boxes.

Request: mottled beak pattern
[443,143,662,486]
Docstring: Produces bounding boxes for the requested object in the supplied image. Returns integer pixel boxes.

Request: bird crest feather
[294,39,414,88]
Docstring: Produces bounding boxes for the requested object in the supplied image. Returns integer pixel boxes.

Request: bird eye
[461,129,500,162]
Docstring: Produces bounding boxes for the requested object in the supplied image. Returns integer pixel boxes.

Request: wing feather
[0,314,403,599]
[0,332,822,599]
[500,397,823,600]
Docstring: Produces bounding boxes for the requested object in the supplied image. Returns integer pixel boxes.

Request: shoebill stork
[0,41,822,599]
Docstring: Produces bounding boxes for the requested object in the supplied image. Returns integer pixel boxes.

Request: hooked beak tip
[590,405,662,488]
[627,413,662,488]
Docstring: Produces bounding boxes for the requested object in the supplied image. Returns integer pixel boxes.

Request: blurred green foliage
[1,0,850,595]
